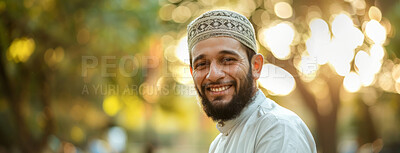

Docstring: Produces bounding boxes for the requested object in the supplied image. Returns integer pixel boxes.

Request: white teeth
[210,86,229,92]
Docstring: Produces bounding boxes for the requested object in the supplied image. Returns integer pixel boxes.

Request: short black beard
[196,68,255,122]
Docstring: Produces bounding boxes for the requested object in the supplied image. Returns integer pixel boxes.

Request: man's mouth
[207,85,232,92]
[201,81,236,98]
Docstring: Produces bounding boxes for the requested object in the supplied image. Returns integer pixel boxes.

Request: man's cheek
[195,84,203,95]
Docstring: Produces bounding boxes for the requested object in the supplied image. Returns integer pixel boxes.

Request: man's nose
[206,62,225,82]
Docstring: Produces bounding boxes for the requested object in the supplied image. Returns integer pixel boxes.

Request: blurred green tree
[0,0,162,152]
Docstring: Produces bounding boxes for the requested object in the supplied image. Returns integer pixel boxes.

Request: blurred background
[0,0,400,153]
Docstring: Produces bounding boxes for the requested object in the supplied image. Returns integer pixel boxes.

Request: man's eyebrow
[219,50,240,57]
[193,54,205,65]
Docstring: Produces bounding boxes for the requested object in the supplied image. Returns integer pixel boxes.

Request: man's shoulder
[255,98,303,125]
[252,99,316,152]
[255,98,316,145]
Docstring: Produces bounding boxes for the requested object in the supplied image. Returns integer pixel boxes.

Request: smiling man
[187,10,317,153]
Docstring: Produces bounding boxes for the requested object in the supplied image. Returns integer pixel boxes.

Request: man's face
[190,37,255,121]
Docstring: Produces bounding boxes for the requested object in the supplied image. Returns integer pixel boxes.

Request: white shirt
[209,90,317,153]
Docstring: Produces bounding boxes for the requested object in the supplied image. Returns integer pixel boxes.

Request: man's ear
[251,54,264,80]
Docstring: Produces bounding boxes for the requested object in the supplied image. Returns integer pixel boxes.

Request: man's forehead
[194,50,242,58]
[191,37,245,56]
[191,38,249,65]
[193,37,241,50]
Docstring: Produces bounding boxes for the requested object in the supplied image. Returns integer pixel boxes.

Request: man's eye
[195,62,207,69]
[222,57,236,63]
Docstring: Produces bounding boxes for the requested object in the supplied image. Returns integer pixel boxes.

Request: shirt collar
[216,89,267,134]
